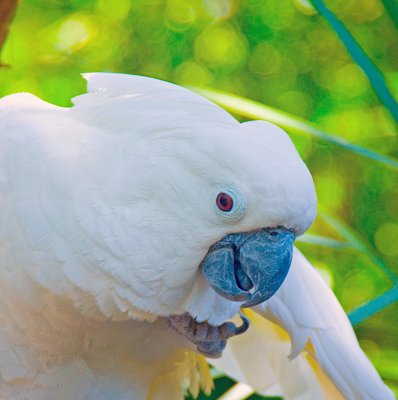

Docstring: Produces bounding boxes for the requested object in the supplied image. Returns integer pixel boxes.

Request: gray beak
[201,227,295,307]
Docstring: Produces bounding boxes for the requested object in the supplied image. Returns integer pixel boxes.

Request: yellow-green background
[1,0,397,398]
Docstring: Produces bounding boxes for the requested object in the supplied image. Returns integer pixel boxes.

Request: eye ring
[216,192,234,212]
[214,186,246,222]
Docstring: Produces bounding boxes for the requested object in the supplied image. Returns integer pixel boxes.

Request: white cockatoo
[0,73,394,400]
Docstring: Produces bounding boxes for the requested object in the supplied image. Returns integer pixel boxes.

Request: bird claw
[167,313,250,358]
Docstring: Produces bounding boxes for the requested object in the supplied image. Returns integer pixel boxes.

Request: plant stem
[309,0,398,124]
[349,285,398,325]
[194,87,398,172]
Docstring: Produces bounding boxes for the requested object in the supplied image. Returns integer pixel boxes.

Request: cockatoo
[0,73,394,400]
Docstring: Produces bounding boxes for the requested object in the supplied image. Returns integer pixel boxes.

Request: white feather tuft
[256,248,395,400]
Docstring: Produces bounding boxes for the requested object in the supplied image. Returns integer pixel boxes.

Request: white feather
[255,248,395,400]
[0,73,391,399]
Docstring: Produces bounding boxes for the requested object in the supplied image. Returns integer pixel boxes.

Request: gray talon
[166,312,251,358]
[235,314,250,335]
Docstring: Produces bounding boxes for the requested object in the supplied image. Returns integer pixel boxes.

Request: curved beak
[200,227,295,307]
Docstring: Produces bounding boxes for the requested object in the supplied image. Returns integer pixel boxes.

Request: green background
[1,0,397,398]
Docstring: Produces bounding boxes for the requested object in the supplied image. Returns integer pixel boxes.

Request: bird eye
[216,192,234,212]
[214,187,246,222]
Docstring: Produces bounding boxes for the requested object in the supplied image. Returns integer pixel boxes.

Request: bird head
[70,74,316,322]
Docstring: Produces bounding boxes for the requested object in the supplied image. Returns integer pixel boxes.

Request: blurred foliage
[0,0,397,398]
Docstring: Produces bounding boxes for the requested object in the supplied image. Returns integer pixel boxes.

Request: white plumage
[0,73,394,399]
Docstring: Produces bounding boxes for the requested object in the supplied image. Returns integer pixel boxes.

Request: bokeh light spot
[174,61,213,86]
[292,0,317,16]
[56,17,92,53]
[314,173,346,212]
[374,223,398,257]
[248,42,281,77]
[202,0,237,20]
[276,90,312,118]
[194,24,247,69]
[165,0,197,30]
[341,264,377,308]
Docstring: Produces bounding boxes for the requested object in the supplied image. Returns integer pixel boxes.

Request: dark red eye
[216,192,233,212]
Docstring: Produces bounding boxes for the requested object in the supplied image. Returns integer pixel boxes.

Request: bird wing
[213,247,395,400]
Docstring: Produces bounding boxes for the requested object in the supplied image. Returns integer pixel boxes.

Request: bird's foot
[166,313,249,358]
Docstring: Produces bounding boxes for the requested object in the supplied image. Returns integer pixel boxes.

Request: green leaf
[192,87,398,172]
[380,0,398,30]
[297,233,354,249]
